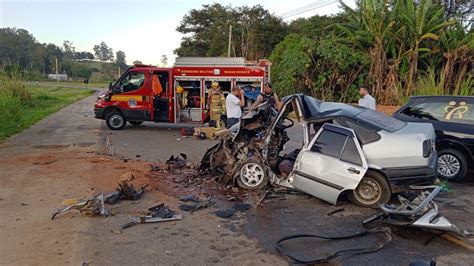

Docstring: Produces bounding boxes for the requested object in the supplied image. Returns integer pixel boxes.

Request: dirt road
[1,93,473,265]
[0,94,283,265]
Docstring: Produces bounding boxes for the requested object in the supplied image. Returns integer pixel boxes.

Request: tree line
[0,28,127,80]
[175,1,473,104]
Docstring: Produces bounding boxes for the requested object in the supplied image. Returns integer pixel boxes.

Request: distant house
[48,74,68,81]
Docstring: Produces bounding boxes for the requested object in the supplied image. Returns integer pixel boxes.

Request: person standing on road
[250,83,282,111]
[226,85,245,128]
[207,81,226,129]
[358,85,376,110]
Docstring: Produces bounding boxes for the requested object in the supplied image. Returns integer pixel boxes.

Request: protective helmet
[176,85,184,94]
[211,81,219,88]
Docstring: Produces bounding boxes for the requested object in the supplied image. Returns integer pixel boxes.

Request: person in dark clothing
[250,83,282,111]
[278,149,301,177]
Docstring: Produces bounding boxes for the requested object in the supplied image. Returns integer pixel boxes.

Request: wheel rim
[109,114,124,128]
[240,163,264,187]
[353,177,382,205]
[438,154,460,178]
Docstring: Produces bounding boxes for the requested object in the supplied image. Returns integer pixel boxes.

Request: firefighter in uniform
[207,81,226,129]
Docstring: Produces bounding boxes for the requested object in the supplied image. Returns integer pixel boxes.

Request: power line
[279,2,326,17]
[279,0,339,19]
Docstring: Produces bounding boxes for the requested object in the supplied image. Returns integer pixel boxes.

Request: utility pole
[118,67,121,77]
[228,25,232,57]
[55,57,59,83]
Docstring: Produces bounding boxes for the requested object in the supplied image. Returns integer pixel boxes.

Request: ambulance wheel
[129,121,143,126]
[106,111,127,130]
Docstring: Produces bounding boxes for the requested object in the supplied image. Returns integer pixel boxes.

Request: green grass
[0,80,94,140]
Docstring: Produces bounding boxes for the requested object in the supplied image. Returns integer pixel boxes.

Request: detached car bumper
[94,108,105,119]
[382,152,438,187]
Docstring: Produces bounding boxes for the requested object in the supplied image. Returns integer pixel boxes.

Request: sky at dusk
[0,0,355,65]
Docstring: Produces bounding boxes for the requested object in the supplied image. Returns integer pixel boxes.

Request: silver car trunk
[363,122,436,169]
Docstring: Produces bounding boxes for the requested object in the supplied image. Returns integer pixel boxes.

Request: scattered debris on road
[52,193,109,220]
[121,203,182,230]
[52,172,148,219]
[327,207,345,216]
[215,202,252,219]
[179,197,215,212]
[364,186,469,236]
[215,208,236,218]
[105,181,147,204]
[193,127,216,139]
[165,153,188,170]
[179,194,200,202]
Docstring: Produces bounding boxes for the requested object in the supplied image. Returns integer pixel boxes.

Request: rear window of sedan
[356,109,406,132]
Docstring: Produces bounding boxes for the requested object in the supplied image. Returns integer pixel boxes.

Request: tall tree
[0,28,38,68]
[340,0,399,104]
[93,42,114,62]
[75,51,94,60]
[174,4,288,60]
[398,0,454,96]
[63,40,76,59]
[160,55,168,67]
[115,50,127,69]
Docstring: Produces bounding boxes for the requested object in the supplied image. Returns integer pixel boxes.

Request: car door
[290,123,368,204]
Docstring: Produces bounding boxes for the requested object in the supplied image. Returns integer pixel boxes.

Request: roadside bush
[455,75,474,96]
[412,73,445,96]
[0,79,31,102]
[0,81,25,135]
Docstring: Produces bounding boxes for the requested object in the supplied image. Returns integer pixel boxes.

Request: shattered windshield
[356,110,406,132]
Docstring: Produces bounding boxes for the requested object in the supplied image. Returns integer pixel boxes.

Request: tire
[437,149,468,181]
[129,121,143,126]
[348,171,391,208]
[236,158,269,190]
[105,111,127,130]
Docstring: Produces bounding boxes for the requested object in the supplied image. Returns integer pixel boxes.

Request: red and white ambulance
[94,57,271,130]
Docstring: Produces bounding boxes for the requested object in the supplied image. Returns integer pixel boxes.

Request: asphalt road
[1,92,473,265]
[91,92,474,264]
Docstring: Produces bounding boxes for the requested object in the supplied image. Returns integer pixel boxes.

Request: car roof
[284,94,365,120]
[410,95,474,101]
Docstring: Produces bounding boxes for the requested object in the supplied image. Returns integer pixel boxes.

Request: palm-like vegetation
[270,0,473,104]
[398,0,455,96]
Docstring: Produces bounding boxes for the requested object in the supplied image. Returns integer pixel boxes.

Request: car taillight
[423,139,432,158]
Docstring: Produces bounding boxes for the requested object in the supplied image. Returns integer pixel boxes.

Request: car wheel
[236,158,268,190]
[129,121,143,126]
[348,171,391,208]
[105,111,127,130]
[437,149,468,181]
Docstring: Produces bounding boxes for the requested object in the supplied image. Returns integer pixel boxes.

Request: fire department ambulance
[94,57,271,130]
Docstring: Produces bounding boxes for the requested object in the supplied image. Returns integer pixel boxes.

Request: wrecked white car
[200,94,438,208]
